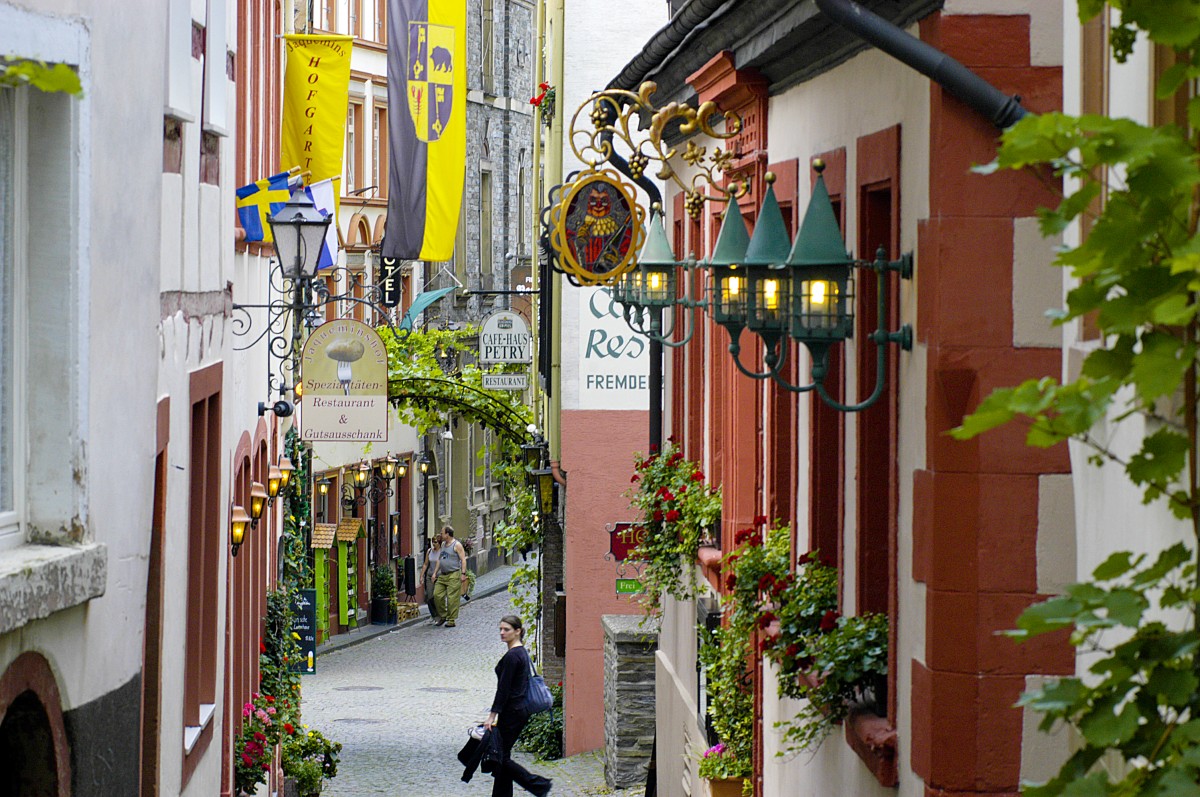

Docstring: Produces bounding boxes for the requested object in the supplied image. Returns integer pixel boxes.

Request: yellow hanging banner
[281,35,354,182]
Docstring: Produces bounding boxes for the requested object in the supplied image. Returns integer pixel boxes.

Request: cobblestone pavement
[302,582,643,797]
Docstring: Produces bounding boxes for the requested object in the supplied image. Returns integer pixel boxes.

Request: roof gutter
[814,0,1027,128]
[608,0,1027,129]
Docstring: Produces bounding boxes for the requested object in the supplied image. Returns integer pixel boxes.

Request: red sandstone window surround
[182,364,223,784]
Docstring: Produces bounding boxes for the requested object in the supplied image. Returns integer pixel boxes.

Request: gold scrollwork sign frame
[547,81,747,287]
[549,169,647,286]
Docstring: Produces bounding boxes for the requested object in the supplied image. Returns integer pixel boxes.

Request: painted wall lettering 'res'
[576,286,649,411]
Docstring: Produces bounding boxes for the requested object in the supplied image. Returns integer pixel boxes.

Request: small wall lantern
[230,505,250,557]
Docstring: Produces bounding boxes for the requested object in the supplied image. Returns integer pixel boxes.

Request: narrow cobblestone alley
[301,583,641,796]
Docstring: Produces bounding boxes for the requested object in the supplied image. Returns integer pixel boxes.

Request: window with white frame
[0,7,105,633]
[373,104,388,200]
[346,101,363,196]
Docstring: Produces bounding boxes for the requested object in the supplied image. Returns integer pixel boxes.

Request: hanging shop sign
[608,521,646,562]
[548,169,645,287]
[300,319,389,442]
[479,310,532,365]
[482,373,528,390]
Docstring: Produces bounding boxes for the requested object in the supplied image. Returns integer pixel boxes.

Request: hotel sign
[608,521,646,562]
[300,319,389,442]
[479,310,532,365]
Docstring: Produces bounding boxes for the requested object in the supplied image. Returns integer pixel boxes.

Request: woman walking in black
[483,615,552,797]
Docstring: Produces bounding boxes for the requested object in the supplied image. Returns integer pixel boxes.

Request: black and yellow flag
[382,0,467,261]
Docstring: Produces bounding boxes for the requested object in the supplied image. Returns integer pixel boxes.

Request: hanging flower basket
[529,82,556,127]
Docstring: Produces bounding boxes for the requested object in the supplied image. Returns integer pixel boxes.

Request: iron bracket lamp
[248,481,268,529]
[610,204,708,348]
[341,459,397,510]
[230,189,409,412]
[612,164,913,413]
[531,467,557,518]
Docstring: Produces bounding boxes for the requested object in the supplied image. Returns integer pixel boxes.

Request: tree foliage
[380,326,533,442]
[0,59,82,95]
[952,3,1200,793]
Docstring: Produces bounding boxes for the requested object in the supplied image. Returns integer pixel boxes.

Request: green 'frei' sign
[615,578,643,595]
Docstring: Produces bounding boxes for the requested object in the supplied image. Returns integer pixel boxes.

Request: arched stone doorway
[0,652,70,797]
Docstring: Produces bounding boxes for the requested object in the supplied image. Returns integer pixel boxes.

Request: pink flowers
[703,742,726,759]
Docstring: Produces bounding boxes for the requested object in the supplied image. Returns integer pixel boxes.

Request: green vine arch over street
[387,376,533,443]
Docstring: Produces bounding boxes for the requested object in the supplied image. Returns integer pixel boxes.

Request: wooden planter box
[706,777,745,797]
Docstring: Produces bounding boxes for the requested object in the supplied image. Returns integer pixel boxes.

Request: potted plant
[281,724,342,797]
[370,564,397,625]
[697,743,750,796]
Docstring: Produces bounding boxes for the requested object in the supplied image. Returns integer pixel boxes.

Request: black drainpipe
[814,0,1026,128]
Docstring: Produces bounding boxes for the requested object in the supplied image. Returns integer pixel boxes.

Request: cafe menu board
[291,588,317,674]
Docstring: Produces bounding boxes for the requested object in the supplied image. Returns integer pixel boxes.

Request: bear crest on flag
[406,22,455,143]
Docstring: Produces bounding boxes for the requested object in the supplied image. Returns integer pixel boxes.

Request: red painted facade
[656,8,1071,794]
[561,408,651,754]
[912,12,1067,795]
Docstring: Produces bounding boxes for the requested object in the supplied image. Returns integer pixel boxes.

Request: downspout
[814,0,1027,128]
[547,0,565,467]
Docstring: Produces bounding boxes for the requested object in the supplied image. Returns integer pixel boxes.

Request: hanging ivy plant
[627,442,721,609]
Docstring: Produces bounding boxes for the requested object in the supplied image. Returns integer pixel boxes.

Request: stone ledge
[845,709,898,787]
[602,613,660,643]
[0,542,107,634]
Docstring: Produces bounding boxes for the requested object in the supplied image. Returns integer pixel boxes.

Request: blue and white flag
[303,177,340,270]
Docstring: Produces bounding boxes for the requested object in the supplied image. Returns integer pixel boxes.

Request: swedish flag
[236,171,292,243]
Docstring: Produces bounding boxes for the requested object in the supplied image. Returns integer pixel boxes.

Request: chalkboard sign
[291,588,317,674]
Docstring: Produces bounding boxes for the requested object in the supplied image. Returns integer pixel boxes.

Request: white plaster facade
[0,0,177,792]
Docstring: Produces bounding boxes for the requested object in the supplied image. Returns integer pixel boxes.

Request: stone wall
[603,614,659,788]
